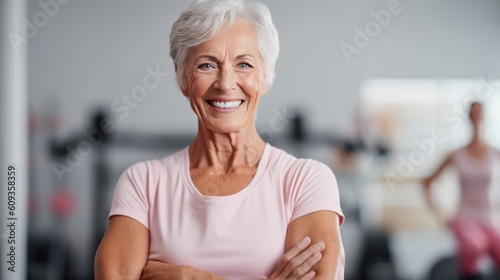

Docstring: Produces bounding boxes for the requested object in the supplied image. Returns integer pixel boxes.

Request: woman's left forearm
[284,211,345,280]
[315,243,345,280]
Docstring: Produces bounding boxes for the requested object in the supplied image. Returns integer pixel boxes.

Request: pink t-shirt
[109,144,344,279]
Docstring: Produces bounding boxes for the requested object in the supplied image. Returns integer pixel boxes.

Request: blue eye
[240,63,250,68]
[198,63,214,69]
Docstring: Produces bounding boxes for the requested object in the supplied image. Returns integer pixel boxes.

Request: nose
[214,67,236,93]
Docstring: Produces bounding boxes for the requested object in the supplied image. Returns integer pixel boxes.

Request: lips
[206,100,244,109]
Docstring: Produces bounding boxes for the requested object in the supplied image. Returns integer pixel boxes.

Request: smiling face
[181,20,268,134]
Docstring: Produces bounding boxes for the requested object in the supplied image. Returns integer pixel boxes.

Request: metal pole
[1,0,28,279]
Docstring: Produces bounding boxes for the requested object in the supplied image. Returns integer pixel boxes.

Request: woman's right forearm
[141,261,226,280]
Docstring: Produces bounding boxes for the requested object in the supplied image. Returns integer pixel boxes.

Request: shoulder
[119,148,187,185]
[448,147,466,162]
[267,147,343,224]
[289,159,337,188]
[489,148,500,162]
[265,145,297,166]
[267,145,329,168]
[111,148,187,212]
[266,145,336,186]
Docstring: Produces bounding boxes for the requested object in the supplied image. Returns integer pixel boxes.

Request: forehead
[189,20,260,58]
[471,103,483,110]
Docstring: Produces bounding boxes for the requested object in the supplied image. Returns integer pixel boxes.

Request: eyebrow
[194,54,257,63]
[235,54,256,60]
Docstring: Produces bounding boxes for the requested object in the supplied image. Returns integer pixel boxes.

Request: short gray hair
[169,0,279,89]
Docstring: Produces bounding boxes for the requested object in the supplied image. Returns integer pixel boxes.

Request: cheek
[189,73,214,96]
[240,72,262,95]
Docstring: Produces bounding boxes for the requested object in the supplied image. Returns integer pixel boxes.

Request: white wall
[26,0,500,278]
[29,0,500,136]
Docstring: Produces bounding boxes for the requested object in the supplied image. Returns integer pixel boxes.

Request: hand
[269,237,325,280]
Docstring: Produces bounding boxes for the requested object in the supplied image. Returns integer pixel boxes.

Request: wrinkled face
[469,103,484,126]
[181,20,268,134]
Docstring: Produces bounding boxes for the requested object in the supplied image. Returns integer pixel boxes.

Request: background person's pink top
[452,147,499,225]
[109,144,344,279]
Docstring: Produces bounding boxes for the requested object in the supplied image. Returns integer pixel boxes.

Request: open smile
[206,100,245,109]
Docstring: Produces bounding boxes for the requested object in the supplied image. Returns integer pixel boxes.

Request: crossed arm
[283,211,344,279]
[95,211,344,280]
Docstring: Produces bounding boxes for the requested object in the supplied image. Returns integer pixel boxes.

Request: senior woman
[95,0,344,279]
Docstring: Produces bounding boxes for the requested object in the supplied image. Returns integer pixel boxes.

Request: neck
[189,123,266,172]
[470,124,486,146]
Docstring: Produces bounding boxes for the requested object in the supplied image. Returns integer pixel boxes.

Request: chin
[214,126,244,134]
[208,122,246,134]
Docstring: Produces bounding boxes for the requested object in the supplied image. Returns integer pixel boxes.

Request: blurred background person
[422,102,500,280]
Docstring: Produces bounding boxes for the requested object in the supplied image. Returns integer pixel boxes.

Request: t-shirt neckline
[181,143,271,203]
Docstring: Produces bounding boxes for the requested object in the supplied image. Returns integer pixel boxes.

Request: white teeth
[208,100,242,109]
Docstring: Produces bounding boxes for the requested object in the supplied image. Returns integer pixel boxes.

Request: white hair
[169,0,279,90]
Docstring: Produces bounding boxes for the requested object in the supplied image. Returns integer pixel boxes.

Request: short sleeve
[287,160,344,225]
[108,161,152,229]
